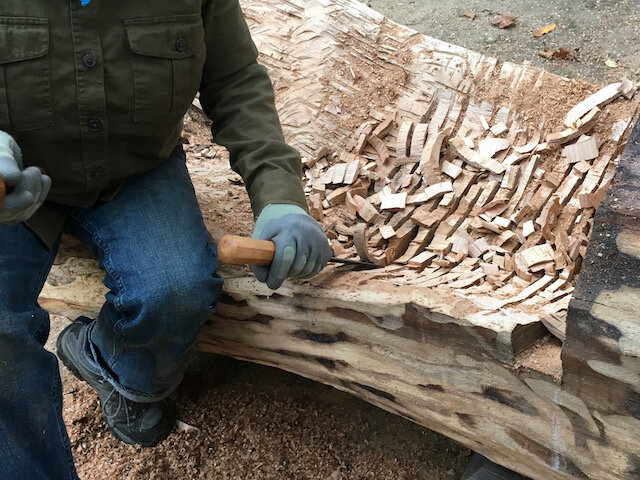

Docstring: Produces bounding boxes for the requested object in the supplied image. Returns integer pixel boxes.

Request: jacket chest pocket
[0,17,53,132]
[124,15,206,124]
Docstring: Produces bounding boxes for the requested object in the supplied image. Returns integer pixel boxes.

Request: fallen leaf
[605,59,619,68]
[490,14,516,29]
[554,48,579,60]
[534,23,557,37]
[538,48,580,61]
[538,49,554,59]
[463,10,476,20]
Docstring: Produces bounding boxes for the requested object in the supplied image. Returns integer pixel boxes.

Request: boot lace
[103,387,134,426]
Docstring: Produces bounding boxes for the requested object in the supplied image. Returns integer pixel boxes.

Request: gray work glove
[251,204,332,290]
[0,131,51,225]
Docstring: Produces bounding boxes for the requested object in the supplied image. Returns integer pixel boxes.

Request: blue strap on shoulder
[80,0,92,5]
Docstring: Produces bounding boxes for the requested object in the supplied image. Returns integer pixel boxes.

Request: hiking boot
[56,317,175,447]
[461,453,529,480]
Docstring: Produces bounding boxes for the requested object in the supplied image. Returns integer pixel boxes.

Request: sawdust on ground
[62,353,469,480]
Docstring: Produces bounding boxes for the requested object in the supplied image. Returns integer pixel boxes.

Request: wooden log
[36,1,640,479]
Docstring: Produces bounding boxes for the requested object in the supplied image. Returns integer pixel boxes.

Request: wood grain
[218,235,276,266]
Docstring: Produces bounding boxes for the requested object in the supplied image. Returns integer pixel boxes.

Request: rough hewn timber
[562,120,640,479]
[38,0,640,479]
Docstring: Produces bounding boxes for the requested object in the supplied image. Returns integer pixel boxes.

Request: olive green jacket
[0,0,307,249]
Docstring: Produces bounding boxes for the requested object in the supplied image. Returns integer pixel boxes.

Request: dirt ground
[361,0,640,84]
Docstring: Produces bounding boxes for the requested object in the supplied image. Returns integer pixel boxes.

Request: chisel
[218,234,379,270]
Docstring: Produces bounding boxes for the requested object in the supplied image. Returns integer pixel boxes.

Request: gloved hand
[0,131,51,226]
[252,204,332,290]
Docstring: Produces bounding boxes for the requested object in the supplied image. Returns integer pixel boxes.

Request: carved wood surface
[39,1,640,479]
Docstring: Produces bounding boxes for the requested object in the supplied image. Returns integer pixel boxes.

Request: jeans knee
[142,267,223,325]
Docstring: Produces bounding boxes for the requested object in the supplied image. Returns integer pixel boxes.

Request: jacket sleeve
[199,0,308,217]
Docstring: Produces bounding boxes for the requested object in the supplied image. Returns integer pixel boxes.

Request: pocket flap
[0,17,49,64]
[125,16,203,60]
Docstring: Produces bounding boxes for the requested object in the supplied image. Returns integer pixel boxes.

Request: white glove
[0,131,51,226]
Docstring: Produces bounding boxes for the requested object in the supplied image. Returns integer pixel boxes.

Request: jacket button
[88,119,103,132]
[175,36,188,52]
[82,53,97,68]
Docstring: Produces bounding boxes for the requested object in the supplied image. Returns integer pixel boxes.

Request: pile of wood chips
[302,80,637,334]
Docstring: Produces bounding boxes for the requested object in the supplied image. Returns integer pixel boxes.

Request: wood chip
[319,167,334,184]
[448,270,486,288]
[386,225,417,263]
[410,123,429,161]
[468,238,490,258]
[326,185,350,206]
[396,122,414,161]
[342,160,361,185]
[514,130,541,154]
[522,220,535,237]
[353,223,387,266]
[441,160,462,179]
[368,134,391,164]
[517,243,555,270]
[562,136,599,164]
[479,137,511,158]
[331,162,347,184]
[564,82,623,127]
[424,181,454,201]
[309,193,323,221]
[451,235,470,256]
[480,115,490,131]
[493,216,511,229]
[479,200,508,218]
[502,275,556,307]
[419,128,452,183]
[345,191,358,216]
[490,122,508,136]
[353,194,381,222]
[379,225,396,240]
[372,117,394,139]
[440,192,455,207]
[380,192,407,211]
[408,251,437,268]
[449,137,506,174]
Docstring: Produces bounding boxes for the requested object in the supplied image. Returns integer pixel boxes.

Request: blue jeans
[0,146,224,479]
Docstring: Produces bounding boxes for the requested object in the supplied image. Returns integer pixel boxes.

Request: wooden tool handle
[218,234,276,266]
[0,173,5,213]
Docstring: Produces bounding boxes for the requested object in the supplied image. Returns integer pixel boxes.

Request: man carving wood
[0,1,330,478]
